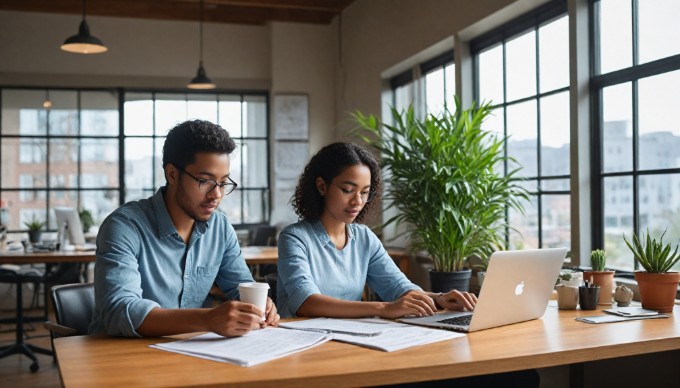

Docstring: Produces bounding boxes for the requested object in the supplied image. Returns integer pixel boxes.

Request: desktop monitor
[54,207,86,246]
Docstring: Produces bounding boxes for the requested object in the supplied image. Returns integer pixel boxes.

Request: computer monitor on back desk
[54,207,87,249]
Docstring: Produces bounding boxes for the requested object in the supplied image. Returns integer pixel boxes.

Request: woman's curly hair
[292,142,381,223]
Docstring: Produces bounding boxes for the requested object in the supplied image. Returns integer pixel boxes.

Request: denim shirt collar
[310,219,355,247]
[152,187,208,240]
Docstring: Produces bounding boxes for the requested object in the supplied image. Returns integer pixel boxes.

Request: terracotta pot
[582,270,615,305]
[634,271,680,313]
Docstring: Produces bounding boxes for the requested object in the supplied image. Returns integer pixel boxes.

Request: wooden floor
[0,307,61,387]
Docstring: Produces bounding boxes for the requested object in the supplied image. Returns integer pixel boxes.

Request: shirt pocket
[193,264,220,303]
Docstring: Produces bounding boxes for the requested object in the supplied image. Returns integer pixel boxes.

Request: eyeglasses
[332,183,375,203]
[177,166,238,196]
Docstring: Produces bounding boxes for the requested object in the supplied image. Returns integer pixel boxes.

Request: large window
[472,1,570,251]
[0,88,269,235]
[592,0,680,271]
[390,51,455,116]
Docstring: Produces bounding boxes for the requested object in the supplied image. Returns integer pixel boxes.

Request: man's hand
[204,301,263,337]
[436,290,477,312]
[380,290,437,319]
[262,297,280,327]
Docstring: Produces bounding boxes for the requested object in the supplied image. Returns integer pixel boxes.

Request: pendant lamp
[61,0,107,54]
[187,0,215,89]
[42,90,52,109]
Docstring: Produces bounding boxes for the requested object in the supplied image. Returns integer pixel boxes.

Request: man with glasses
[90,120,279,337]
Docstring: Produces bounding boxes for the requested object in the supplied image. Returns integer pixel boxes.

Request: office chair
[264,273,278,304]
[249,225,278,279]
[249,225,277,246]
[43,283,95,363]
[0,267,54,372]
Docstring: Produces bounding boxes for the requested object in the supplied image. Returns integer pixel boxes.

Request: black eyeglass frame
[176,165,238,195]
[330,182,376,203]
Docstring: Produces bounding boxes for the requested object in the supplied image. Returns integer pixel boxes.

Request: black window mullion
[240,94,245,224]
[118,88,125,206]
[534,25,544,248]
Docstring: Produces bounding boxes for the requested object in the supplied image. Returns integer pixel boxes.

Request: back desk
[54,303,680,387]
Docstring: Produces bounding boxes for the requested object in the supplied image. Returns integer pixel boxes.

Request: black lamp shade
[187,63,216,89]
[61,20,108,54]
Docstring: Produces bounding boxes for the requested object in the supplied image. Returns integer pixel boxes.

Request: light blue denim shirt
[89,187,254,337]
[277,219,420,318]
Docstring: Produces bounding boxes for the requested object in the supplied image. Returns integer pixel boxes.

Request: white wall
[334,0,517,136]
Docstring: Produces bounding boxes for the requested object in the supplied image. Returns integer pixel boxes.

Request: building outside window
[592,0,680,271]
[0,88,270,235]
[472,1,570,251]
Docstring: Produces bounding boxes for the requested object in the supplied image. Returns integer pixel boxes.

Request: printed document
[280,317,401,336]
[333,324,464,352]
[150,327,332,367]
[281,318,465,351]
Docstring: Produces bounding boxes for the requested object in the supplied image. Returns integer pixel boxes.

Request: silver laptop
[399,248,567,332]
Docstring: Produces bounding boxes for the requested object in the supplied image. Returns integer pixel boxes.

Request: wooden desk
[0,248,276,266]
[0,250,96,265]
[54,303,680,387]
[240,246,279,265]
[241,246,411,278]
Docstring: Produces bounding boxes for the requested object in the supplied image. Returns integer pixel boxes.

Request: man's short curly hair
[162,120,236,175]
[293,142,381,223]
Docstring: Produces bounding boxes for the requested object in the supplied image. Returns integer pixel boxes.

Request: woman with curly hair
[276,142,477,319]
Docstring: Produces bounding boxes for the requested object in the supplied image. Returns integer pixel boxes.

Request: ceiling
[0,0,355,25]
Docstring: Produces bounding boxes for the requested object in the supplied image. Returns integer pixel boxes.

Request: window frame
[0,86,270,233]
[589,0,680,271]
[470,0,570,251]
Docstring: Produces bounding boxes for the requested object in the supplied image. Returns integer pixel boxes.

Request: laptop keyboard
[437,314,473,326]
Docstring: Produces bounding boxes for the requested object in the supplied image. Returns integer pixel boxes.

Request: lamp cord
[82,0,86,21]
[199,0,204,63]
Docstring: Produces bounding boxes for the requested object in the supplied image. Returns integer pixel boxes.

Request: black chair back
[249,225,277,246]
[50,282,95,337]
[264,272,278,304]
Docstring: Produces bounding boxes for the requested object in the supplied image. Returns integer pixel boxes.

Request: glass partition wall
[0,88,269,237]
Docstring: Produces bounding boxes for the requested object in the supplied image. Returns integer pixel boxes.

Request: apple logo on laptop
[514,281,525,296]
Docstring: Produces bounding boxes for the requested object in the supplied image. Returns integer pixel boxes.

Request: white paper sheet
[280,318,402,336]
[333,325,465,352]
[150,328,332,367]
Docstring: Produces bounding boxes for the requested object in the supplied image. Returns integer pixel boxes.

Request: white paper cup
[238,282,270,316]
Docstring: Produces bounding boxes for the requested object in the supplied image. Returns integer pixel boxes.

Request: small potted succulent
[583,249,615,305]
[556,269,582,288]
[24,216,46,243]
[624,230,680,313]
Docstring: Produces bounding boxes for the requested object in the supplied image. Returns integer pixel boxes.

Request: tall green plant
[353,98,528,272]
[623,230,680,273]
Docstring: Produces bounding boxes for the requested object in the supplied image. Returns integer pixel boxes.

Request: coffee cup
[556,284,579,310]
[238,282,270,317]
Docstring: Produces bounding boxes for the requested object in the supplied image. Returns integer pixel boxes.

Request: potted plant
[624,230,680,313]
[79,209,94,233]
[556,269,582,288]
[583,249,615,305]
[24,216,46,243]
[353,97,527,292]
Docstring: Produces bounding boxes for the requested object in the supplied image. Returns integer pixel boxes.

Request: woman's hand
[380,290,437,319]
[436,290,477,312]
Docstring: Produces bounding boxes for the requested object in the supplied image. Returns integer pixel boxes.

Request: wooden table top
[0,250,96,265]
[54,303,680,387]
[0,246,278,266]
